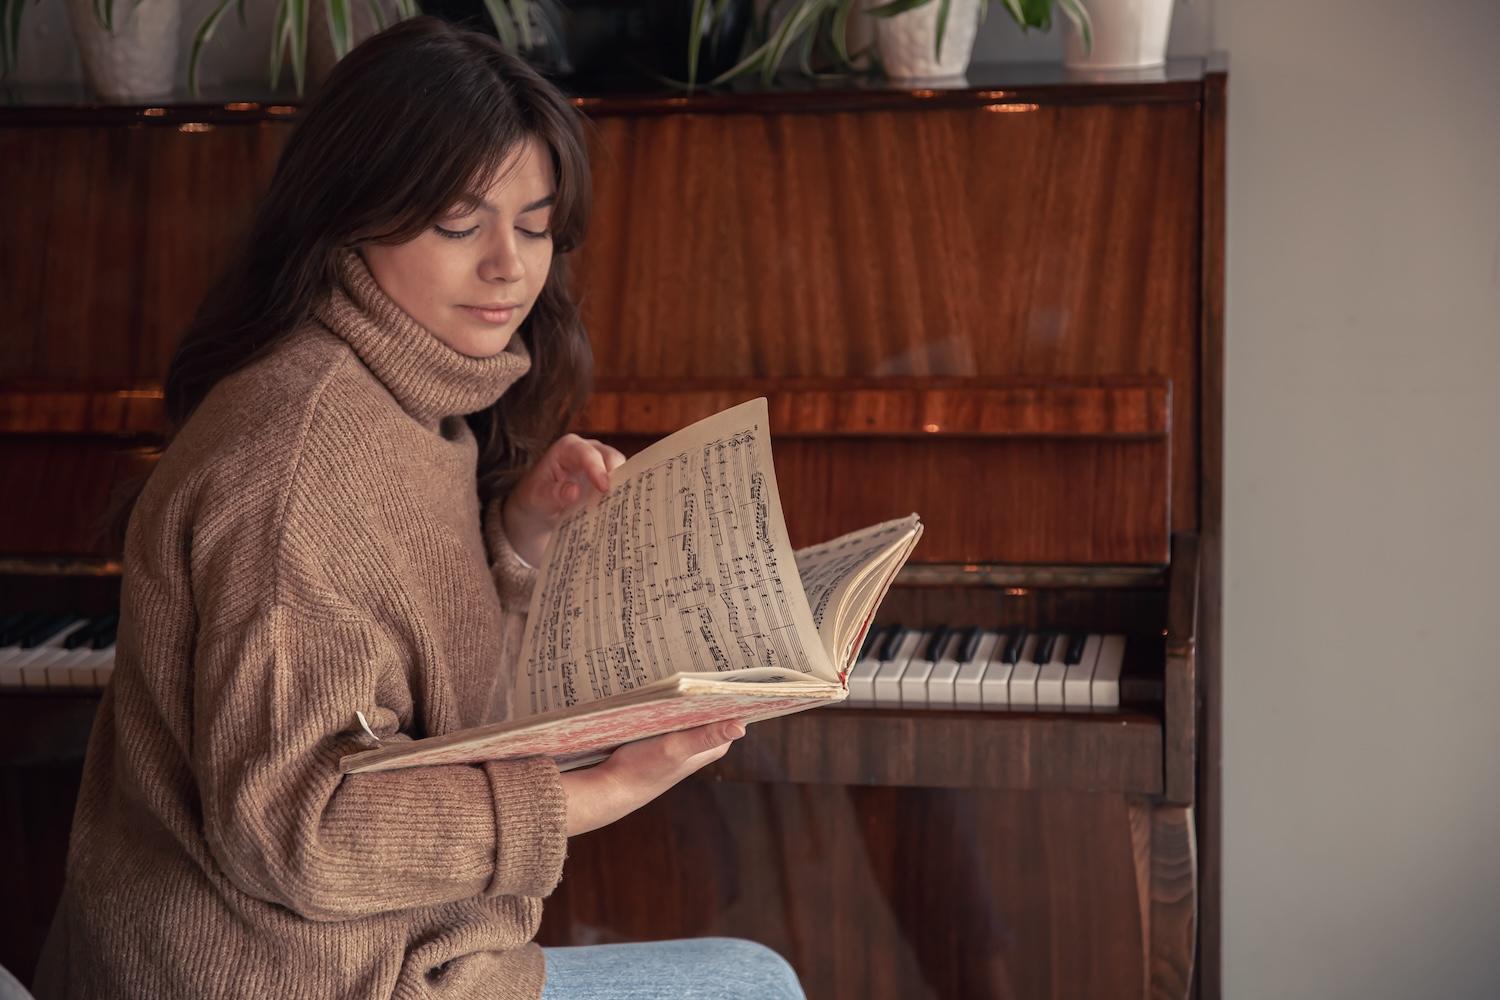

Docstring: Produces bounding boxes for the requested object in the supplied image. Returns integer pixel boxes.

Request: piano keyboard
[0,612,118,691]
[0,613,1148,713]
[847,625,1133,711]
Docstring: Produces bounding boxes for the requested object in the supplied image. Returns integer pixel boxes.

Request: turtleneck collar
[311,248,532,426]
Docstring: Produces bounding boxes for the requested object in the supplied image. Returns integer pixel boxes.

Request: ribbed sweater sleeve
[483,493,539,612]
[193,603,567,922]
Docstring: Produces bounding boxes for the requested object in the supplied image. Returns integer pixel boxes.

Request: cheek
[528,245,555,301]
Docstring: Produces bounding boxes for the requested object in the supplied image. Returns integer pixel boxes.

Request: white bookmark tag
[354,710,382,746]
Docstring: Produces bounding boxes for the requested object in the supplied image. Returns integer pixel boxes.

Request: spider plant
[1,0,38,78]
[187,0,559,97]
[705,0,1092,88]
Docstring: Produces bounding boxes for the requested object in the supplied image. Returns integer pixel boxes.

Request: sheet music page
[793,514,922,662]
[514,398,835,718]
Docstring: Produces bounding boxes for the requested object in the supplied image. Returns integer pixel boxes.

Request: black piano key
[0,612,27,634]
[1064,632,1088,666]
[880,625,909,661]
[1001,628,1027,665]
[856,628,879,661]
[921,626,951,662]
[20,615,81,649]
[1,611,50,646]
[92,621,119,649]
[958,626,981,662]
[64,614,115,649]
[1033,632,1058,665]
[865,624,898,662]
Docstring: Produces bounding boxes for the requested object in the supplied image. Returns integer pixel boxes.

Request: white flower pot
[1063,0,1173,71]
[65,0,181,100]
[874,0,982,80]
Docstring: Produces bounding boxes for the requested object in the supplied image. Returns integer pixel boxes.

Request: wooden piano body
[0,59,1225,997]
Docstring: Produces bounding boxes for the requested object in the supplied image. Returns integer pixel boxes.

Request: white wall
[1215,1,1500,998]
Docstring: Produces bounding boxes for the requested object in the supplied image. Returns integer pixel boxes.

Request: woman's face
[361,134,556,358]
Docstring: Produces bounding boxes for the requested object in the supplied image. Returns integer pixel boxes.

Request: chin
[446,327,515,359]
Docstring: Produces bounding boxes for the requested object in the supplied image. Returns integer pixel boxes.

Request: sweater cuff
[482,494,539,612]
[481,756,567,899]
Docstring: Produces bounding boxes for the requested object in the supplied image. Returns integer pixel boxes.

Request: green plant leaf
[482,0,517,51]
[686,0,707,88]
[269,0,289,90]
[866,0,928,18]
[327,0,352,58]
[933,0,950,60]
[1056,0,1091,50]
[761,0,827,87]
[288,0,308,95]
[998,0,1024,29]
[830,0,856,69]
[2,0,20,77]
[508,0,533,50]
[707,33,774,86]
[1018,0,1051,29]
[797,8,820,76]
[188,0,236,96]
[364,0,386,32]
[93,0,110,31]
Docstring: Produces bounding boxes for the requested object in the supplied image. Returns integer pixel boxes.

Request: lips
[459,303,518,324]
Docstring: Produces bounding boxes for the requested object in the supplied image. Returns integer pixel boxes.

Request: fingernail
[727,722,746,739]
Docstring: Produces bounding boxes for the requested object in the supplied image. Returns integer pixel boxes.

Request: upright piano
[0,58,1226,998]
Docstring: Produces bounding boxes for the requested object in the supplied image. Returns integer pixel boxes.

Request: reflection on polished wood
[0,59,1226,997]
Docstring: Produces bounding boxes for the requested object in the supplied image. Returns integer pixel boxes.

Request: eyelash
[433,224,550,241]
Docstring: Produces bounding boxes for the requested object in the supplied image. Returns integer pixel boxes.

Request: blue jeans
[540,937,805,999]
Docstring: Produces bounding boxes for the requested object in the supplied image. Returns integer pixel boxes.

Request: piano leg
[1131,801,1197,1000]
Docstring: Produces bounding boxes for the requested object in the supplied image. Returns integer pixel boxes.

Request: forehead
[471,135,554,203]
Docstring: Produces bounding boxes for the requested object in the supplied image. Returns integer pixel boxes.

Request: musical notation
[519,402,822,716]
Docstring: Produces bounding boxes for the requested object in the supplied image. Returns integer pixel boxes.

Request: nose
[478,232,525,284]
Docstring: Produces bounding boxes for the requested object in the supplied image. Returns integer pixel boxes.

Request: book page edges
[338,675,845,775]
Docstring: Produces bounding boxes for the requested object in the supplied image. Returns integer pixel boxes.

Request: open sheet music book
[340,398,922,775]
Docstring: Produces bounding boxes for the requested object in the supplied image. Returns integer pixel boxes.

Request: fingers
[553,435,627,496]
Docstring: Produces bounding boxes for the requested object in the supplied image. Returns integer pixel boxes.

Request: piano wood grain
[706,707,1164,794]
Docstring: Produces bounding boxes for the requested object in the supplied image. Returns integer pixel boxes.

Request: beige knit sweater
[35,249,568,1000]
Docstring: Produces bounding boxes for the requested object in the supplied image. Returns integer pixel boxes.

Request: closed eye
[434,224,477,239]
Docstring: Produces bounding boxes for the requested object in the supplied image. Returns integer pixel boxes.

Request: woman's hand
[503,434,626,567]
[557,721,747,837]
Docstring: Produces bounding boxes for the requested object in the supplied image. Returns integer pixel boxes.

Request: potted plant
[1,0,182,98]
[707,0,1092,86]
[1061,0,1171,70]
[873,0,1091,78]
[187,0,561,96]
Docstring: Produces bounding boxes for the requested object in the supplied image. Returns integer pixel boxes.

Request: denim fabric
[540,937,805,999]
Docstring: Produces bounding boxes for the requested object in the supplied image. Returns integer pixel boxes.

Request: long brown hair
[104,15,593,549]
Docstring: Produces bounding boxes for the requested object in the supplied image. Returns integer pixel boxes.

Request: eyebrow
[454,191,556,214]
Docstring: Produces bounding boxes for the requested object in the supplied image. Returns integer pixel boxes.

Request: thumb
[689,720,746,754]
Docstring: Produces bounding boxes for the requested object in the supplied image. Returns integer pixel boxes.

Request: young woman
[34,17,803,1000]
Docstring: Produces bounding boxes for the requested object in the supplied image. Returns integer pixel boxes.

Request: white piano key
[979,635,1014,710]
[1090,634,1127,710]
[954,630,1003,709]
[847,627,900,707]
[1036,635,1071,709]
[1064,634,1103,710]
[92,647,117,688]
[901,630,955,708]
[1007,634,1043,709]
[923,632,966,709]
[14,620,92,688]
[873,630,925,707]
[0,647,25,684]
